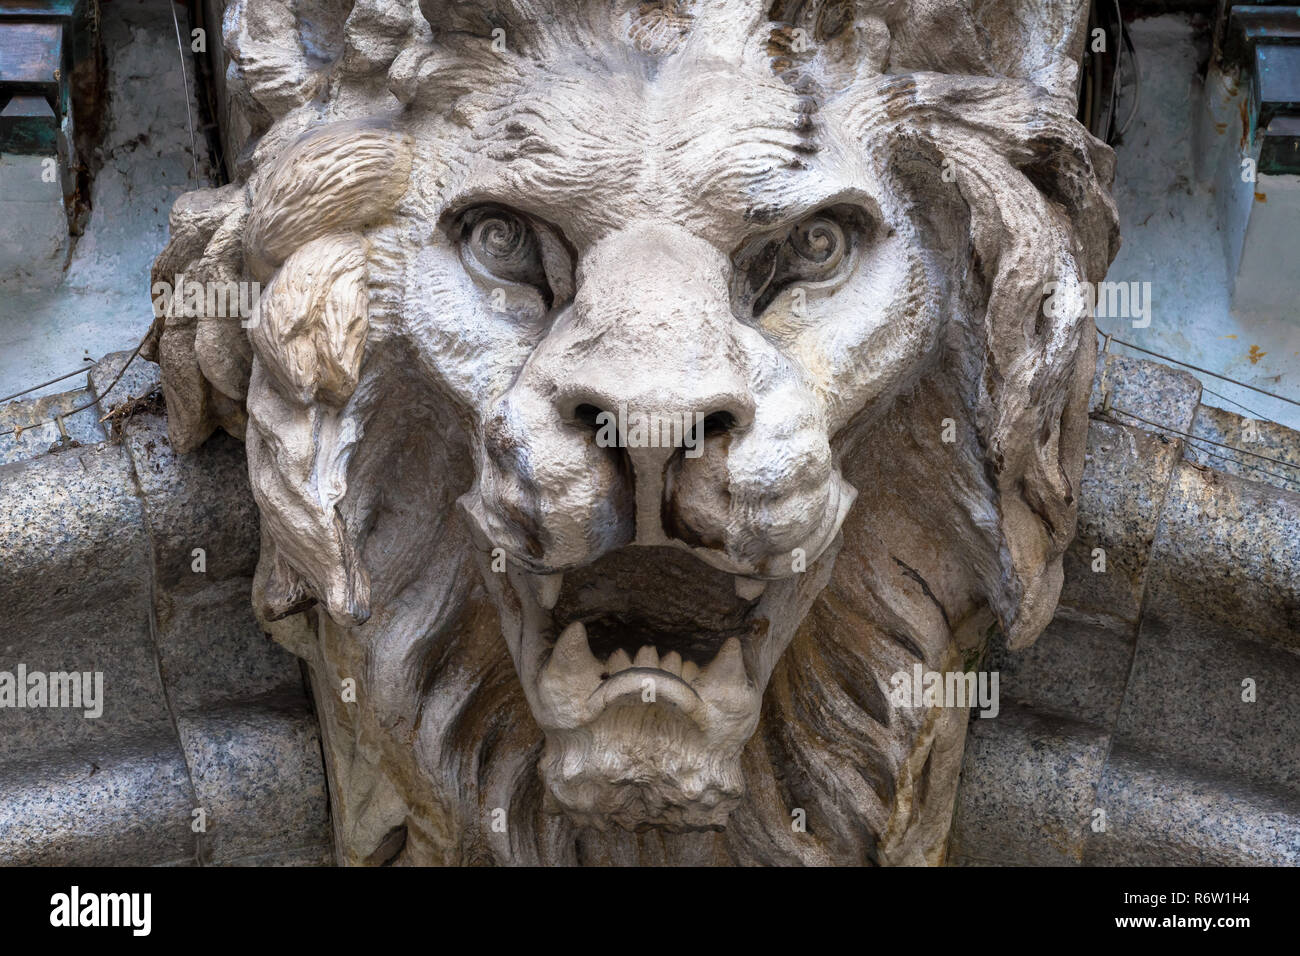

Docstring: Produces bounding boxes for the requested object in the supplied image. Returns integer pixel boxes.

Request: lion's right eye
[457,205,552,302]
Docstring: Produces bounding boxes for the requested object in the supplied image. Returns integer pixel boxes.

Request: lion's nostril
[701,411,736,438]
[573,403,606,431]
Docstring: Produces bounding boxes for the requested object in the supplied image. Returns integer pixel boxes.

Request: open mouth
[553,546,767,681]
[518,545,787,732]
[469,521,845,830]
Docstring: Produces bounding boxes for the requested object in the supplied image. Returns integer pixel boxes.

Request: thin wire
[1095,407,1300,490]
[1105,404,1300,473]
[1185,434,1300,489]
[0,336,148,440]
[1097,327,1300,408]
[1202,385,1271,423]
[0,361,96,405]
[1115,13,1141,139]
[171,1,200,181]
[1109,0,1123,142]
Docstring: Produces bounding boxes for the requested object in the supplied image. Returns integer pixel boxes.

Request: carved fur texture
[148,0,1118,865]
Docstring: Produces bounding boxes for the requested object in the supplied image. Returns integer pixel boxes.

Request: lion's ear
[249,234,370,407]
[149,119,412,455]
[146,184,253,453]
[244,121,413,282]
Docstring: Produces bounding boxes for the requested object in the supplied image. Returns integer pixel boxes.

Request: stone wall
[2,349,1297,865]
[950,353,1300,865]
[0,354,330,865]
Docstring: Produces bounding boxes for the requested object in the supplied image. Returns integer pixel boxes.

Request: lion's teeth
[634,645,659,669]
[607,648,632,674]
[681,660,700,683]
[534,573,563,610]
[549,621,596,677]
[661,651,682,676]
[734,577,767,601]
[697,637,745,688]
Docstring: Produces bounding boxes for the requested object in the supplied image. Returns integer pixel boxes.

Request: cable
[1202,385,1271,423]
[170,1,200,181]
[1095,406,1300,491]
[1115,11,1141,140]
[1104,404,1300,474]
[1097,327,1300,409]
[1185,434,1300,489]
[0,362,96,405]
[0,336,149,440]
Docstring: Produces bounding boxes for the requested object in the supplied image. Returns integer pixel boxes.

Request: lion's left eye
[786,216,847,276]
[735,208,859,317]
[457,205,553,303]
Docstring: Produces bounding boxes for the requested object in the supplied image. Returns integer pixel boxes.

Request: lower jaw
[538,707,747,832]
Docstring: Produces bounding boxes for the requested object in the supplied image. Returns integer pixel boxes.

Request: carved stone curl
[147,0,1119,865]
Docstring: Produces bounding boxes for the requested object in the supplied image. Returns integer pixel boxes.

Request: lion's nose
[555,381,753,547]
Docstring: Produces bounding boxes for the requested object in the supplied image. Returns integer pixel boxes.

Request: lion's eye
[736,208,859,317]
[457,205,555,305]
[788,216,846,276]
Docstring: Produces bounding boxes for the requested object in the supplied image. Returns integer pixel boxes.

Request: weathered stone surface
[0,386,106,466]
[1089,351,1202,435]
[1,367,328,867]
[0,739,197,866]
[1114,612,1300,794]
[1187,402,1300,496]
[92,352,259,591]
[1085,746,1300,866]
[1059,419,1182,623]
[0,441,148,624]
[0,603,169,762]
[216,844,333,866]
[178,696,330,864]
[1142,461,1300,654]
[89,349,163,420]
[156,576,306,715]
[949,705,1110,866]
[988,609,1135,730]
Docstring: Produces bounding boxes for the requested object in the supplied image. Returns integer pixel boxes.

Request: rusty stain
[1248,345,1267,365]
[1222,334,1238,339]
[1215,122,1227,135]
[1255,192,1267,203]
[1240,99,1250,151]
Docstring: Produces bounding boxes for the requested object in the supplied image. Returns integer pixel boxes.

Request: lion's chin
[538,703,746,832]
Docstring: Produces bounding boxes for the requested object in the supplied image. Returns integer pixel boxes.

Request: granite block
[1143,461,1300,653]
[155,576,305,716]
[1085,746,1300,866]
[1114,612,1300,795]
[0,601,177,762]
[0,441,150,623]
[178,695,330,864]
[1060,419,1182,623]
[949,704,1110,866]
[989,608,1136,730]
[1090,352,1202,436]
[0,385,107,466]
[1186,403,1300,497]
[0,738,197,866]
[91,351,259,592]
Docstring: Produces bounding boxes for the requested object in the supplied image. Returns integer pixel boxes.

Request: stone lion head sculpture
[147,0,1118,864]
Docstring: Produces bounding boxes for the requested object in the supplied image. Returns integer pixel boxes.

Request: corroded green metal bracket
[1225,3,1300,175]
[0,0,93,156]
